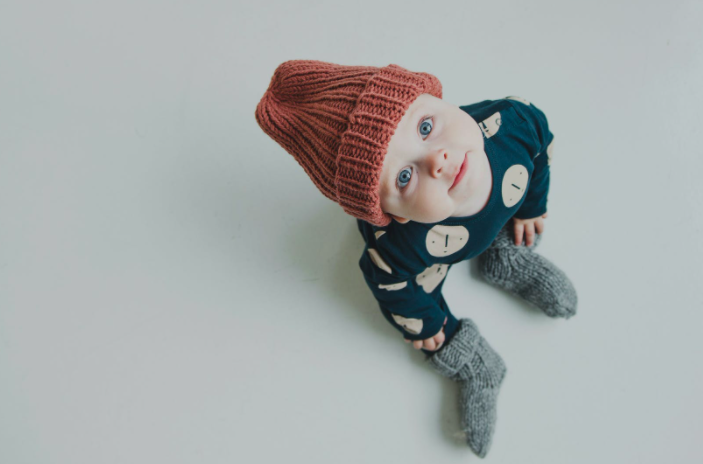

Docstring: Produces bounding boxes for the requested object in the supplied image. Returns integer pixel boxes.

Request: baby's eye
[419,117,433,140]
[397,167,413,190]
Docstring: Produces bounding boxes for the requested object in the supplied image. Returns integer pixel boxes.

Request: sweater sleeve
[510,100,555,219]
[358,238,449,341]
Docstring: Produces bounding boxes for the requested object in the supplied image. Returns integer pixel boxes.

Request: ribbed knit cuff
[336,64,442,227]
[429,318,482,378]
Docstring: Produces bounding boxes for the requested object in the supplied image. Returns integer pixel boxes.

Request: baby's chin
[403,209,453,224]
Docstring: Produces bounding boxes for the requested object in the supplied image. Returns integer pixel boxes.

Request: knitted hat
[255,60,442,226]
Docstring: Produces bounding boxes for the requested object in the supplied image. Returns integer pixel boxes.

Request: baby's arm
[359,246,449,351]
[509,100,555,245]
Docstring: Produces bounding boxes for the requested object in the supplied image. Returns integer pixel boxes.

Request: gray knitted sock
[478,227,578,319]
[429,319,506,458]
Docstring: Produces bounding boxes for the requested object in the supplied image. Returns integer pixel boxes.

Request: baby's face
[379,94,487,224]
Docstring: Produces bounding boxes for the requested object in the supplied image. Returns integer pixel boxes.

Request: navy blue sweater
[357,97,555,341]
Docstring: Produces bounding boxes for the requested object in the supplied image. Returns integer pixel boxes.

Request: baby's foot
[478,227,577,319]
[430,319,506,458]
[458,337,506,458]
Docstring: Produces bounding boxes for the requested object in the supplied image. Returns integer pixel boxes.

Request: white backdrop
[1,1,702,463]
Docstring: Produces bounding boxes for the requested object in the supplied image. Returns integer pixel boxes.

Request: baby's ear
[390,214,410,224]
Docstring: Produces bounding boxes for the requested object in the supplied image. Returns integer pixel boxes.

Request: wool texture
[478,227,578,318]
[429,318,507,458]
[255,60,442,226]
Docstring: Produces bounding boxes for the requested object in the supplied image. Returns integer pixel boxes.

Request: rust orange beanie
[255,60,442,226]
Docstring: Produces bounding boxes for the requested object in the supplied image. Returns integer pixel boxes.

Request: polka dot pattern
[391,314,423,335]
[501,164,528,208]
[547,138,555,165]
[478,112,502,139]
[378,281,407,291]
[416,264,449,293]
[368,248,392,274]
[426,225,469,257]
[505,95,531,105]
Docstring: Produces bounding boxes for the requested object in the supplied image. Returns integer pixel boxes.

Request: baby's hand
[404,317,447,351]
[513,213,548,246]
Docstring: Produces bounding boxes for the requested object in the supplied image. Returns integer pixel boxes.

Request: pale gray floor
[1,1,702,463]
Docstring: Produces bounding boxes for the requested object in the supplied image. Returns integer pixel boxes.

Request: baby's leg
[428,318,507,458]
[478,226,577,318]
[378,300,504,457]
[396,300,506,457]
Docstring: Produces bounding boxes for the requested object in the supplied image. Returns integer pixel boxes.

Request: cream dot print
[502,164,528,208]
[378,281,407,291]
[505,95,531,105]
[426,225,469,257]
[479,112,502,139]
[374,230,386,239]
[391,314,423,335]
[368,248,392,274]
[416,264,449,293]
[547,138,555,165]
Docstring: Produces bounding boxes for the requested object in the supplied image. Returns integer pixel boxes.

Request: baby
[255,60,577,458]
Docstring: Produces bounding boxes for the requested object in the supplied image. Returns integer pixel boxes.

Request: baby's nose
[428,150,448,178]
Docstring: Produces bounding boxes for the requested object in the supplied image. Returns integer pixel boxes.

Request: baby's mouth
[449,153,469,191]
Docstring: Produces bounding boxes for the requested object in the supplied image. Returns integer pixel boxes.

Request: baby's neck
[450,149,493,218]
